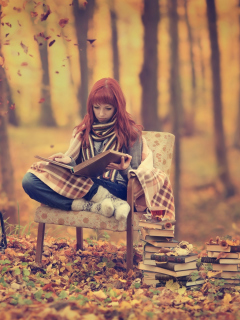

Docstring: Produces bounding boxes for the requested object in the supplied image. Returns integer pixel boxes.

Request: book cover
[35,150,127,178]
[152,253,198,264]
[141,228,174,238]
[208,251,240,259]
[212,264,238,272]
[215,271,240,279]
[206,244,240,253]
[156,261,197,271]
[201,257,240,265]
[144,241,178,252]
[138,262,197,277]
[139,220,176,230]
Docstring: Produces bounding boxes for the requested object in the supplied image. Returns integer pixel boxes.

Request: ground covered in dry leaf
[1,236,240,320]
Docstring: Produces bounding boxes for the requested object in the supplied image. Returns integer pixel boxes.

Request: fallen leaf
[20,41,28,54]
[59,18,69,28]
[41,6,51,21]
[21,62,28,66]
[92,290,107,300]
[87,39,96,45]
[49,40,56,47]
[13,7,21,12]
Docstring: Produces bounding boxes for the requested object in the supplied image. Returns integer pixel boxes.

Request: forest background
[0,0,240,247]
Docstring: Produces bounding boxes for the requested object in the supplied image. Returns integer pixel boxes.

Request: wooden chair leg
[35,223,45,263]
[127,177,134,271]
[76,227,83,250]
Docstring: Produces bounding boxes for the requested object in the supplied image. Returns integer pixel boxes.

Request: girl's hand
[48,153,72,164]
[106,154,132,171]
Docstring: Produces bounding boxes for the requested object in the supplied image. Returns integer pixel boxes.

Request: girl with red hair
[22,78,143,222]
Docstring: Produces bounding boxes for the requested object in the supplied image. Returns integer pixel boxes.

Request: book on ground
[208,251,240,259]
[138,262,197,277]
[201,257,240,265]
[35,150,127,178]
[151,253,198,264]
[212,264,238,272]
[156,261,197,271]
[206,244,240,253]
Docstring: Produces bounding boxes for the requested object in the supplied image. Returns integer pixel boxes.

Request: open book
[35,150,128,178]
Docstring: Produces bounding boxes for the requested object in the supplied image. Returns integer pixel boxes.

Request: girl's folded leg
[22,172,73,211]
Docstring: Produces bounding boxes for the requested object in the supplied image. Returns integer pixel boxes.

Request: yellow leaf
[120,301,132,309]
[130,299,140,306]
[119,278,127,283]
[207,270,222,278]
[223,293,232,305]
[177,286,186,295]
[166,279,180,292]
[92,290,107,300]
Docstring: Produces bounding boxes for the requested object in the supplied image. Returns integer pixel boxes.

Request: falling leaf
[10,104,15,110]
[21,62,28,66]
[30,11,38,18]
[55,71,59,74]
[5,33,9,37]
[40,6,51,21]
[50,145,54,148]
[17,70,22,76]
[45,36,51,40]
[29,54,33,57]
[5,22,12,27]
[17,20,21,26]
[39,98,45,103]
[17,90,20,94]
[13,7,21,12]
[87,39,96,45]
[83,1,88,7]
[0,56,5,66]
[23,1,27,9]
[20,41,28,54]
[59,18,69,28]
[0,0,9,8]
[49,40,55,47]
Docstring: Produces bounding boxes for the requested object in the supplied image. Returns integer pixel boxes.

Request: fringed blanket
[28,129,175,220]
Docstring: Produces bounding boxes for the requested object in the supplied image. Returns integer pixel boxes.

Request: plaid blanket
[129,138,175,221]
[28,129,175,219]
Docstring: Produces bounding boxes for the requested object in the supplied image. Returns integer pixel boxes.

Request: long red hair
[75,78,143,149]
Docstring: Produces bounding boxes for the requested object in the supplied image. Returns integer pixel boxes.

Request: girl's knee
[22,173,35,192]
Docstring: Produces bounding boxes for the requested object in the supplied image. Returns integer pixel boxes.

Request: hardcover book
[141,228,174,239]
[138,262,197,277]
[206,244,240,253]
[144,241,178,252]
[201,257,240,265]
[208,251,240,259]
[138,220,176,230]
[35,150,127,178]
[212,264,238,272]
[155,261,197,271]
[152,253,198,264]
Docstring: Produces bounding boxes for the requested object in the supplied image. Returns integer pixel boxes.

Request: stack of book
[138,219,203,288]
[201,240,240,285]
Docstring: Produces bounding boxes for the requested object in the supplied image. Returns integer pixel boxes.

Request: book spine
[230,246,240,253]
[151,254,186,263]
[201,257,218,264]
[151,254,168,262]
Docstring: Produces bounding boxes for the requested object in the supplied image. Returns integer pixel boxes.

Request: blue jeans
[22,173,127,211]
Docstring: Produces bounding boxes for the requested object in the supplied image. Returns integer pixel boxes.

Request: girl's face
[93,103,115,123]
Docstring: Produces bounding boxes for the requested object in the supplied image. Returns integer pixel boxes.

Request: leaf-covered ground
[1,236,240,319]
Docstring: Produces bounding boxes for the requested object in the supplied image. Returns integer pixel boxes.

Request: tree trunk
[73,0,95,119]
[168,0,183,239]
[183,0,196,136]
[110,1,119,82]
[6,79,19,126]
[234,0,240,149]
[206,0,235,197]
[139,0,160,131]
[0,12,17,228]
[197,34,207,105]
[38,5,57,127]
